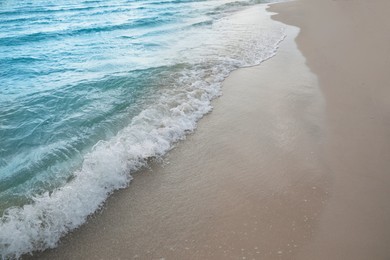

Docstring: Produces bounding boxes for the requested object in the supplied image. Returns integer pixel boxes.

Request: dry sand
[270,0,390,259]
[29,0,390,259]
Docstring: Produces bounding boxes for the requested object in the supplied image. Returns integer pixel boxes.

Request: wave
[208,0,270,15]
[191,20,213,27]
[0,1,285,258]
[0,57,43,65]
[145,0,208,5]
[0,16,173,46]
[0,64,217,258]
[0,6,98,17]
[0,27,285,257]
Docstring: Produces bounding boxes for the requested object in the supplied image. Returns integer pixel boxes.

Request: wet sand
[269,0,390,259]
[30,0,390,259]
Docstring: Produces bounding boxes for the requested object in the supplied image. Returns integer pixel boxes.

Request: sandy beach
[269,0,390,259]
[29,0,390,259]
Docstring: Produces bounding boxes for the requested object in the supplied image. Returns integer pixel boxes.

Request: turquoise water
[0,0,284,257]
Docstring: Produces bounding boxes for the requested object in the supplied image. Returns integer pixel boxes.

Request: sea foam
[0,4,285,259]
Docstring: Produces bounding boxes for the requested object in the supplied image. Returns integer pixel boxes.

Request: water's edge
[0,4,286,259]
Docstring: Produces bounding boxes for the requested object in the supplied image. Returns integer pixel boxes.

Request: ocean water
[0,0,285,258]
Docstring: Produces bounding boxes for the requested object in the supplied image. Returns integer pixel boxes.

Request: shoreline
[2,4,286,259]
[26,0,390,259]
[28,5,327,259]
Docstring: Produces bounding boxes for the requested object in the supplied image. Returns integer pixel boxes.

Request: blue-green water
[0,0,284,257]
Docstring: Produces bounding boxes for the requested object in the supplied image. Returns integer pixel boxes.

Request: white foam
[0,5,286,259]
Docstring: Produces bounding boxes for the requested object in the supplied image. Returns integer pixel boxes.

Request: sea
[0,0,285,257]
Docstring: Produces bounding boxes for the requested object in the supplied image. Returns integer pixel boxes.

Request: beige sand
[270,0,390,259]
[29,1,390,259]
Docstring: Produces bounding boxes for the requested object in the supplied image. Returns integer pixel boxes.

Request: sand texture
[270,0,390,259]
